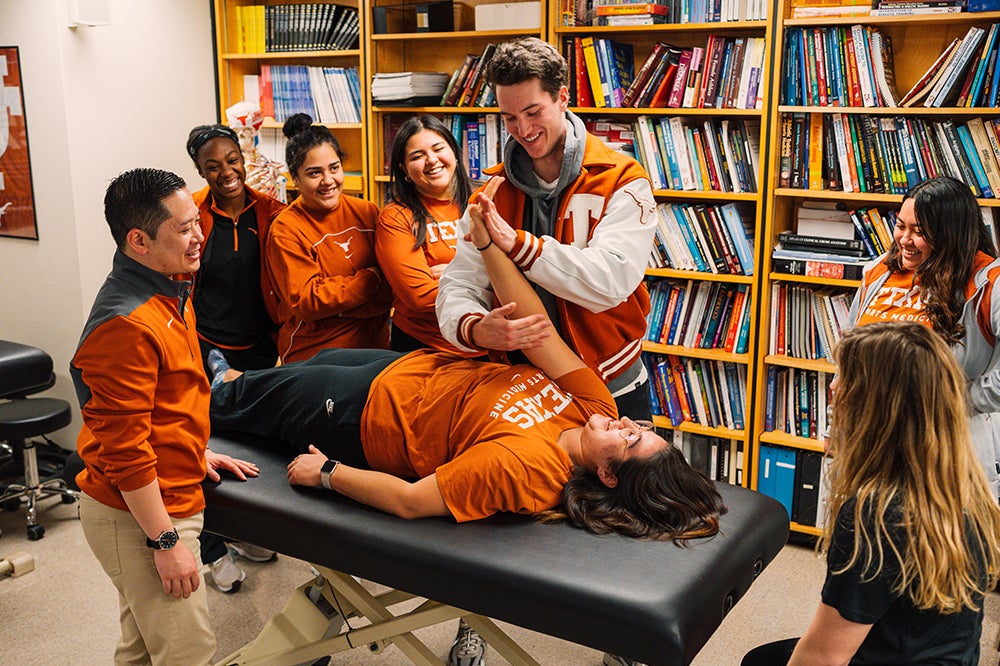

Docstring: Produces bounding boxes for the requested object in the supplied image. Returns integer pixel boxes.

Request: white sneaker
[208,550,246,593]
[230,541,277,562]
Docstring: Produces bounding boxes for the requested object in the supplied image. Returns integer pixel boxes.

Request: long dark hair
[283,113,344,178]
[886,176,996,344]
[388,115,472,248]
[540,446,726,542]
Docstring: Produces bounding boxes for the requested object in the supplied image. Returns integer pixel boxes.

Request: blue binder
[758,445,796,519]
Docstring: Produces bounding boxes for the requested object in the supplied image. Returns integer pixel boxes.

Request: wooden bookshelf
[756,0,1000,535]
[552,2,777,488]
[212,0,369,197]
[364,0,546,203]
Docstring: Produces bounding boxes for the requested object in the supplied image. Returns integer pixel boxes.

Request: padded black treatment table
[204,433,789,666]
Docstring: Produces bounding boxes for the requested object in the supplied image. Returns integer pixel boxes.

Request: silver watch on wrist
[320,458,340,490]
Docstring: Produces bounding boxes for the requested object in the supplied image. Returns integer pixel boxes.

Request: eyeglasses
[618,418,654,451]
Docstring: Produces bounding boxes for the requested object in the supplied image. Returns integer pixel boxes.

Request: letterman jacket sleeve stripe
[510,230,543,270]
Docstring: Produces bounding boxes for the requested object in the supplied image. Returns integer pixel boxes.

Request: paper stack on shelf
[371,72,452,105]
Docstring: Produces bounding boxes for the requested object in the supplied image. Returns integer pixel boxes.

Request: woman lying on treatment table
[210,177,725,540]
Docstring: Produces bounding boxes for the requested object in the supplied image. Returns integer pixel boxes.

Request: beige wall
[0,0,217,441]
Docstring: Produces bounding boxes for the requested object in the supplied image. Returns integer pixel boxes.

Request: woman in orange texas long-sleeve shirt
[375,115,480,355]
[266,113,392,363]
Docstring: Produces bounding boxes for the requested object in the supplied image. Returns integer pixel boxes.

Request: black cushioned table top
[204,433,789,666]
[0,340,55,398]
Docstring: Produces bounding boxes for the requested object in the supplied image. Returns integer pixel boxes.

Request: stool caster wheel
[61,493,78,504]
[2,498,21,512]
[26,524,45,540]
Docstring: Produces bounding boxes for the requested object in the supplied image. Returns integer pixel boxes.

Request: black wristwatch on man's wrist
[146,528,179,550]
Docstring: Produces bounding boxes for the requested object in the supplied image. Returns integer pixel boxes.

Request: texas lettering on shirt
[489,370,574,429]
[860,272,928,326]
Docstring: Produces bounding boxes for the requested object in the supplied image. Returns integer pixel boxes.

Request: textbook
[771,256,867,280]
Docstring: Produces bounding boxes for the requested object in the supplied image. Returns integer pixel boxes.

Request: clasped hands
[466,176,551,351]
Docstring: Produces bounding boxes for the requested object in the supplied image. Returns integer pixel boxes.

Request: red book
[723,287,747,353]
[596,2,671,14]
[574,37,595,107]
[258,64,274,120]
[666,49,692,108]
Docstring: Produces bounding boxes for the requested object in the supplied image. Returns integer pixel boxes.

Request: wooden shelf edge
[650,189,759,200]
[642,340,750,363]
[759,430,828,453]
[778,104,1000,115]
[555,19,769,34]
[572,106,762,116]
[371,28,540,41]
[652,416,745,440]
[767,271,860,287]
[790,522,823,536]
[645,267,755,283]
[785,10,1000,27]
[764,354,836,373]
[222,49,361,60]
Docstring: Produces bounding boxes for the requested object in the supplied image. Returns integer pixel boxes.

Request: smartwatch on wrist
[320,458,340,490]
[146,528,179,550]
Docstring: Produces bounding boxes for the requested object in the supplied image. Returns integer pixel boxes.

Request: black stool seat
[0,341,55,398]
[0,398,72,441]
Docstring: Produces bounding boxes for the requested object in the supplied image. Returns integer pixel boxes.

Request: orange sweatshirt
[71,252,211,517]
[375,198,477,355]
[266,195,392,362]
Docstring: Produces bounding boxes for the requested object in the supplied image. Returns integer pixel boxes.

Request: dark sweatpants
[210,348,402,469]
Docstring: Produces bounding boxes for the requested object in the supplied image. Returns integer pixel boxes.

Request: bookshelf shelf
[785,11,1000,28]
[767,271,860,288]
[221,50,363,60]
[651,189,760,200]
[764,354,836,373]
[777,105,1000,115]
[645,267,755,283]
[371,29,533,41]
[759,430,826,454]
[555,20,768,36]
[570,106,762,116]
[652,415,745,441]
[372,105,501,113]
[643,341,751,363]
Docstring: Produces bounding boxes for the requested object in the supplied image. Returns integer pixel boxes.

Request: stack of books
[371,72,452,105]
[771,202,876,280]
[871,0,964,15]
[594,1,671,25]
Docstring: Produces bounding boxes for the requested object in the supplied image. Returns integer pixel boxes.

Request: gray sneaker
[208,549,246,593]
[448,620,485,666]
[230,541,277,562]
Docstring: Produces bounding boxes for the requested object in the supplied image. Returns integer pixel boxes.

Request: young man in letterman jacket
[436,37,658,421]
[70,168,259,665]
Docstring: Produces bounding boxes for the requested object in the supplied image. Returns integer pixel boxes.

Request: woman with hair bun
[266,113,391,362]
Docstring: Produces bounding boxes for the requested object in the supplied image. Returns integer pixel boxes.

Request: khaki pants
[79,493,216,666]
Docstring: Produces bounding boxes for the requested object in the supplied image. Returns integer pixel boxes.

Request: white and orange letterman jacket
[437,111,657,390]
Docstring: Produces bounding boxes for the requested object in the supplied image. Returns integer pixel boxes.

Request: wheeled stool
[0,340,77,540]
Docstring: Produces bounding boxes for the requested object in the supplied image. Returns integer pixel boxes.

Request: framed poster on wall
[0,46,38,240]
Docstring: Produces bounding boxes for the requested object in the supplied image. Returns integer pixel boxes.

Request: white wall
[0,0,217,441]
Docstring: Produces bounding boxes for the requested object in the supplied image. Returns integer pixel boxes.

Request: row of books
[898,24,1000,109]
[560,0,769,26]
[776,201,895,260]
[649,201,756,275]
[768,283,853,363]
[258,65,361,124]
[439,44,497,108]
[780,112,1000,198]
[447,114,506,180]
[763,365,834,441]
[565,36,765,110]
[644,354,748,431]
[232,4,359,53]
[645,279,753,352]
[758,444,830,528]
[672,432,744,486]
[634,116,760,194]
[788,0,965,18]
[780,25,899,107]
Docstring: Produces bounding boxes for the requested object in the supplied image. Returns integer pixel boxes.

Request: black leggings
[210,348,402,469]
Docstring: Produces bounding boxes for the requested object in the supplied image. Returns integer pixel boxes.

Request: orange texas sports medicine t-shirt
[856,269,929,328]
[361,349,617,522]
